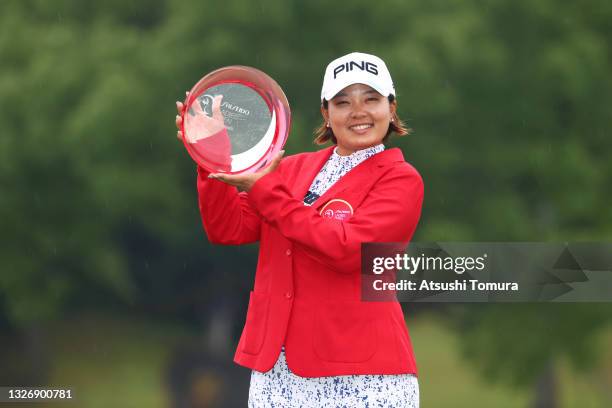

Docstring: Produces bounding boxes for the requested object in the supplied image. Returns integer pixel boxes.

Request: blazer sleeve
[247,165,424,273]
[197,166,262,245]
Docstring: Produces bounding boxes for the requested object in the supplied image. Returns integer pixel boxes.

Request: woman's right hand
[175,93,226,143]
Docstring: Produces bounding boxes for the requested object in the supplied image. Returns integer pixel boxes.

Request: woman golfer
[176,52,424,407]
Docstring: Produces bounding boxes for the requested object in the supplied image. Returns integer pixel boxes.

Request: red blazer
[197,145,424,377]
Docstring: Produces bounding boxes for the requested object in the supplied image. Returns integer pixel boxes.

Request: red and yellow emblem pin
[319,199,354,221]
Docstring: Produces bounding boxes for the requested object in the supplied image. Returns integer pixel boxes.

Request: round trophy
[180,66,291,174]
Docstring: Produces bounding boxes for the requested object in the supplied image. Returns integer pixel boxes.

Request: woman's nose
[350,109,367,120]
[349,101,368,117]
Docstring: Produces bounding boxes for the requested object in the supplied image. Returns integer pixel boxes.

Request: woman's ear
[320,105,329,123]
[389,99,397,117]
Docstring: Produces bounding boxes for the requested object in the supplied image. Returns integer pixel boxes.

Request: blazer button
[285,292,293,299]
[285,249,292,256]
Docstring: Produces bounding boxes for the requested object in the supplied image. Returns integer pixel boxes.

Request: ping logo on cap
[321,52,395,101]
[333,61,379,79]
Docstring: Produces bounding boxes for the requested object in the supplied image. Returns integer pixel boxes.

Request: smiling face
[322,83,396,156]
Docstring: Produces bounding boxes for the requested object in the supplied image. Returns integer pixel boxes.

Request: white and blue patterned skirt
[248,347,419,407]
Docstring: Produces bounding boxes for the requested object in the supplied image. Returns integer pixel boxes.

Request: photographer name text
[372,279,519,292]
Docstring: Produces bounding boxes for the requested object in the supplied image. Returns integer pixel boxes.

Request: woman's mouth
[349,123,373,133]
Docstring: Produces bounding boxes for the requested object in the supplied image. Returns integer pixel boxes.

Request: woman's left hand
[209,150,285,191]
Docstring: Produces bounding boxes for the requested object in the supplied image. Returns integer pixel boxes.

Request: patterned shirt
[303,144,385,205]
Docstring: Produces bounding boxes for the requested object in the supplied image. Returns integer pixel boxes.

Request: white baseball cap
[320,52,395,102]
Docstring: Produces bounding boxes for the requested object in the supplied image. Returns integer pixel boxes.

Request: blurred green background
[1,0,611,407]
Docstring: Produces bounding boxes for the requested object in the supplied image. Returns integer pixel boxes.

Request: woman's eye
[366,97,379,102]
[336,100,349,105]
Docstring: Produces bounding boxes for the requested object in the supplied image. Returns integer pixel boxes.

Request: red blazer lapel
[291,145,335,200]
[311,148,405,210]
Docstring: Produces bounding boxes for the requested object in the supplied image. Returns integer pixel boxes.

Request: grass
[44,314,193,408]
[410,313,530,407]
[32,312,612,407]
